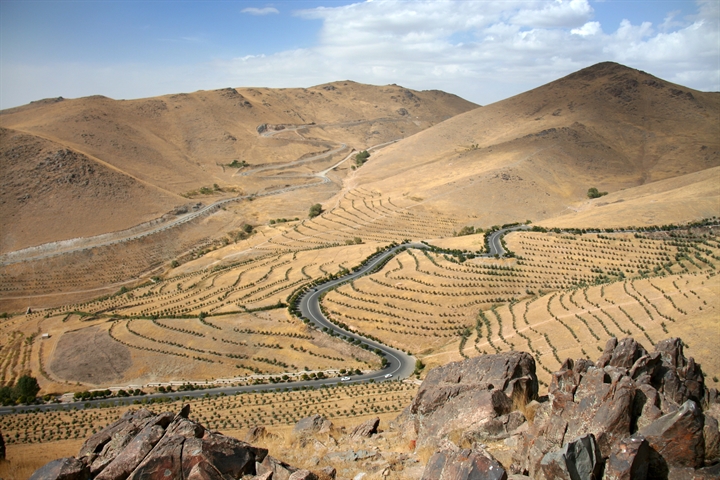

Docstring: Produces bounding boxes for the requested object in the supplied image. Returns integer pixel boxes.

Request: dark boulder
[640,399,706,473]
[256,454,299,480]
[349,417,380,440]
[422,445,507,480]
[401,352,537,449]
[604,434,650,480]
[288,470,319,480]
[94,423,167,480]
[78,409,155,462]
[29,457,90,480]
[540,434,603,480]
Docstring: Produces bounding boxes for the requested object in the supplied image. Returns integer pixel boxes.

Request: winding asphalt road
[0,228,527,414]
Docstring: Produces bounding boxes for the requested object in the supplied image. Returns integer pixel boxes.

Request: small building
[41,333,50,339]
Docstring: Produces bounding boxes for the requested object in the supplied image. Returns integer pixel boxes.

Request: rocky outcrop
[422,443,507,480]
[294,414,332,437]
[539,434,603,480]
[245,425,278,444]
[510,337,720,479]
[399,351,538,450]
[350,417,380,440]
[29,336,719,480]
[31,405,268,480]
[29,457,90,480]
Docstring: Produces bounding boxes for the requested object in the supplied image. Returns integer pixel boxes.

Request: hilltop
[352,62,719,228]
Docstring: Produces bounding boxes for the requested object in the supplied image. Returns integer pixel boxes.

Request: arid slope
[351,62,720,228]
[0,83,476,252]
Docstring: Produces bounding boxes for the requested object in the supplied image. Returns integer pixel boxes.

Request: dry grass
[0,380,417,475]
[0,439,85,480]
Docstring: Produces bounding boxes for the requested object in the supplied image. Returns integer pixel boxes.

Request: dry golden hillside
[0,82,476,252]
[352,62,720,228]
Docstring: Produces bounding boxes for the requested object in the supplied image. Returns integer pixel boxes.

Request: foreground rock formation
[30,405,269,480]
[506,337,720,478]
[398,336,720,479]
[30,336,720,480]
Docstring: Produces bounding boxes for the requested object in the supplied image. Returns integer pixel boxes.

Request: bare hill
[0,127,180,253]
[350,62,720,228]
[0,83,477,252]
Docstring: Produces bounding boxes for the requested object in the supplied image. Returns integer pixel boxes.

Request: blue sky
[1,1,718,109]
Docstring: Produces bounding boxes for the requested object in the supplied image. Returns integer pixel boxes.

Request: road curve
[298,243,427,383]
[484,225,530,257]
[0,244,425,415]
[0,231,531,414]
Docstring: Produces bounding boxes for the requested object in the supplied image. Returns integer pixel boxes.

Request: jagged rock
[253,473,273,480]
[289,470,318,480]
[596,337,618,368]
[245,425,277,444]
[91,411,174,477]
[167,416,205,438]
[609,337,648,369]
[29,457,90,480]
[563,367,636,456]
[318,465,337,479]
[604,434,650,480]
[78,409,155,462]
[512,336,716,479]
[33,406,270,480]
[401,352,537,449]
[632,383,663,431]
[257,454,299,480]
[540,434,602,480]
[178,403,191,418]
[408,352,537,416]
[640,399,706,473]
[421,445,507,480]
[294,414,331,437]
[126,433,185,480]
[703,413,720,466]
[654,338,686,369]
[0,429,5,460]
[181,432,267,479]
[350,417,380,440]
[94,423,167,480]
[704,387,719,408]
[667,464,720,479]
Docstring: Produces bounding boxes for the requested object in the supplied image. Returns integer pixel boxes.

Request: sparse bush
[587,187,608,199]
[309,203,323,218]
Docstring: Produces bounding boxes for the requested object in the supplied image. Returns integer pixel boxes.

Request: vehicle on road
[384,374,393,378]
[340,376,351,381]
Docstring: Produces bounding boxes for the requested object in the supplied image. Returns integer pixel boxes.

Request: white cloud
[510,0,594,28]
[571,21,601,36]
[2,0,718,109]
[241,7,279,16]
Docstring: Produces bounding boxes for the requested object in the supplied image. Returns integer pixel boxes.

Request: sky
[1,0,718,109]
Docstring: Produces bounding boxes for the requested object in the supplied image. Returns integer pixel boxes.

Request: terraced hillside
[0,63,718,434]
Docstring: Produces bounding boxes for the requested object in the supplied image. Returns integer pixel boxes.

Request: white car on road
[384,374,393,378]
[340,376,351,381]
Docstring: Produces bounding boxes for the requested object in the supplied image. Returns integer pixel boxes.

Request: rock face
[31,405,268,480]
[399,351,538,449]
[350,417,380,440]
[28,457,89,480]
[422,444,508,480]
[539,434,602,480]
[510,337,720,479]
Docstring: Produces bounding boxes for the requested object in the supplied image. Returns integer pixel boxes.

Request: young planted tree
[309,203,323,218]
